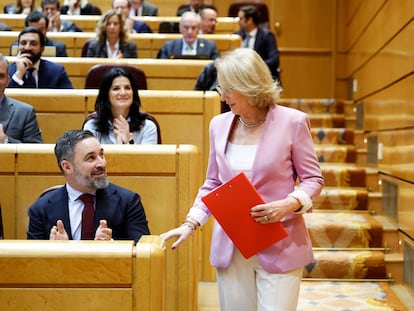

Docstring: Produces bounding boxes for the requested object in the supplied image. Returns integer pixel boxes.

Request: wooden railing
[0,237,165,311]
[0,144,201,311]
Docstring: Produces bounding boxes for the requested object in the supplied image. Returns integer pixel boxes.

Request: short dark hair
[25,11,50,29]
[55,130,95,172]
[239,5,260,26]
[0,54,9,75]
[18,27,46,47]
[41,0,61,10]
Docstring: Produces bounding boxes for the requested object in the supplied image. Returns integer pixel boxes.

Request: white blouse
[226,142,258,179]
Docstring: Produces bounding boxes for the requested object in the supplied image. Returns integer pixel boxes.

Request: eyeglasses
[215,84,222,95]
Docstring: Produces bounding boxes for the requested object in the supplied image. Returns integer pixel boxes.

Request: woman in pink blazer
[161,48,324,311]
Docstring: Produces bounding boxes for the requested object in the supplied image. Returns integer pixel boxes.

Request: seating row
[4,89,221,174]
[1,31,242,58]
[0,13,240,34]
[0,143,201,311]
[0,237,165,311]
[6,56,212,89]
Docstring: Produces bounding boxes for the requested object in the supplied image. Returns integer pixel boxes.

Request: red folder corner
[201,172,288,259]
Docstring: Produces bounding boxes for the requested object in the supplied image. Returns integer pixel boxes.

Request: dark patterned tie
[243,34,251,48]
[24,67,36,88]
[78,193,95,240]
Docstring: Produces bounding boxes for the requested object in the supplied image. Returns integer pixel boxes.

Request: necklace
[238,116,266,128]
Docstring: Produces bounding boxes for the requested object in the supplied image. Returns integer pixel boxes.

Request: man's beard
[73,166,109,190]
[21,50,42,64]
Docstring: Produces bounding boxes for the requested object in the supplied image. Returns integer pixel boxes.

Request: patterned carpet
[198,281,410,310]
[298,281,408,310]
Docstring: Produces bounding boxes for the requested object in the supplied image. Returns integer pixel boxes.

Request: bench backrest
[0,237,165,311]
[0,31,241,58]
[6,56,212,89]
[4,89,220,174]
[0,14,239,34]
[0,144,200,311]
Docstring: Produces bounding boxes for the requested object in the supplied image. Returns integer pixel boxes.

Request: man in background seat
[199,8,217,34]
[113,0,152,33]
[177,0,214,16]
[41,0,83,32]
[129,0,157,16]
[27,129,150,242]
[157,12,219,60]
[235,5,280,81]
[8,27,73,89]
[9,11,68,57]
[0,54,43,143]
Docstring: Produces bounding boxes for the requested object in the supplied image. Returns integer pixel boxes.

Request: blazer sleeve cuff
[12,73,24,86]
[288,189,313,214]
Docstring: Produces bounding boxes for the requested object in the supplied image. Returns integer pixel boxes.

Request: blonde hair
[96,9,129,45]
[215,48,282,108]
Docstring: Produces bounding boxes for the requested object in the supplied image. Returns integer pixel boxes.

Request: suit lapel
[47,186,73,239]
[94,184,119,225]
[0,96,12,126]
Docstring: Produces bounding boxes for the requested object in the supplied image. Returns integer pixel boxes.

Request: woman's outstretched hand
[160,225,194,250]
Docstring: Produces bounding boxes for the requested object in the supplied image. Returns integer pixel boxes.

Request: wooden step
[385,252,404,284]
[304,250,387,279]
[374,215,401,252]
[312,128,355,145]
[278,98,344,114]
[313,187,369,211]
[368,191,382,214]
[320,163,379,191]
[309,113,346,128]
[304,212,383,248]
[315,144,357,163]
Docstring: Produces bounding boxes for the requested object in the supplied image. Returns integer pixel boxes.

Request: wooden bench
[0,237,165,311]
[1,31,241,58]
[5,56,212,89]
[4,89,220,173]
[0,143,201,311]
[0,13,239,34]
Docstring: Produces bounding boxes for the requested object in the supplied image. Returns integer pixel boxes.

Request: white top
[226,142,258,179]
[83,118,158,144]
[106,40,120,58]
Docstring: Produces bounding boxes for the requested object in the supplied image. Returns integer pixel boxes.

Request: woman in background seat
[4,0,36,14]
[86,9,137,58]
[83,67,158,144]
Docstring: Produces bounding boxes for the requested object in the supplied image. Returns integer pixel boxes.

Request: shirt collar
[66,183,96,202]
[246,28,258,38]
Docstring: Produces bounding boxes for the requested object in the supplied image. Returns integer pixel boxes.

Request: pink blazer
[188,104,324,273]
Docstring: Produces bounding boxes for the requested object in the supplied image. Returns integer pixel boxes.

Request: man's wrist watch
[3,137,8,144]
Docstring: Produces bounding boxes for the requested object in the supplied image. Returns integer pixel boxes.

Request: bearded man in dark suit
[27,130,150,242]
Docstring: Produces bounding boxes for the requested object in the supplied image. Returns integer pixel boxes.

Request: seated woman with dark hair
[82,67,158,144]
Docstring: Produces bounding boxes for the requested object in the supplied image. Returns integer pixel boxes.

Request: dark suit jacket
[86,39,138,58]
[142,1,158,16]
[132,20,152,33]
[0,96,43,143]
[60,3,101,15]
[235,28,280,80]
[61,20,83,32]
[157,38,219,59]
[176,4,216,16]
[8,59,74,89]
[10,38,68,57]
[27,183,150,242]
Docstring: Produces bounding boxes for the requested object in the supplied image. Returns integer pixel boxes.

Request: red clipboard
[201,172,288,259]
